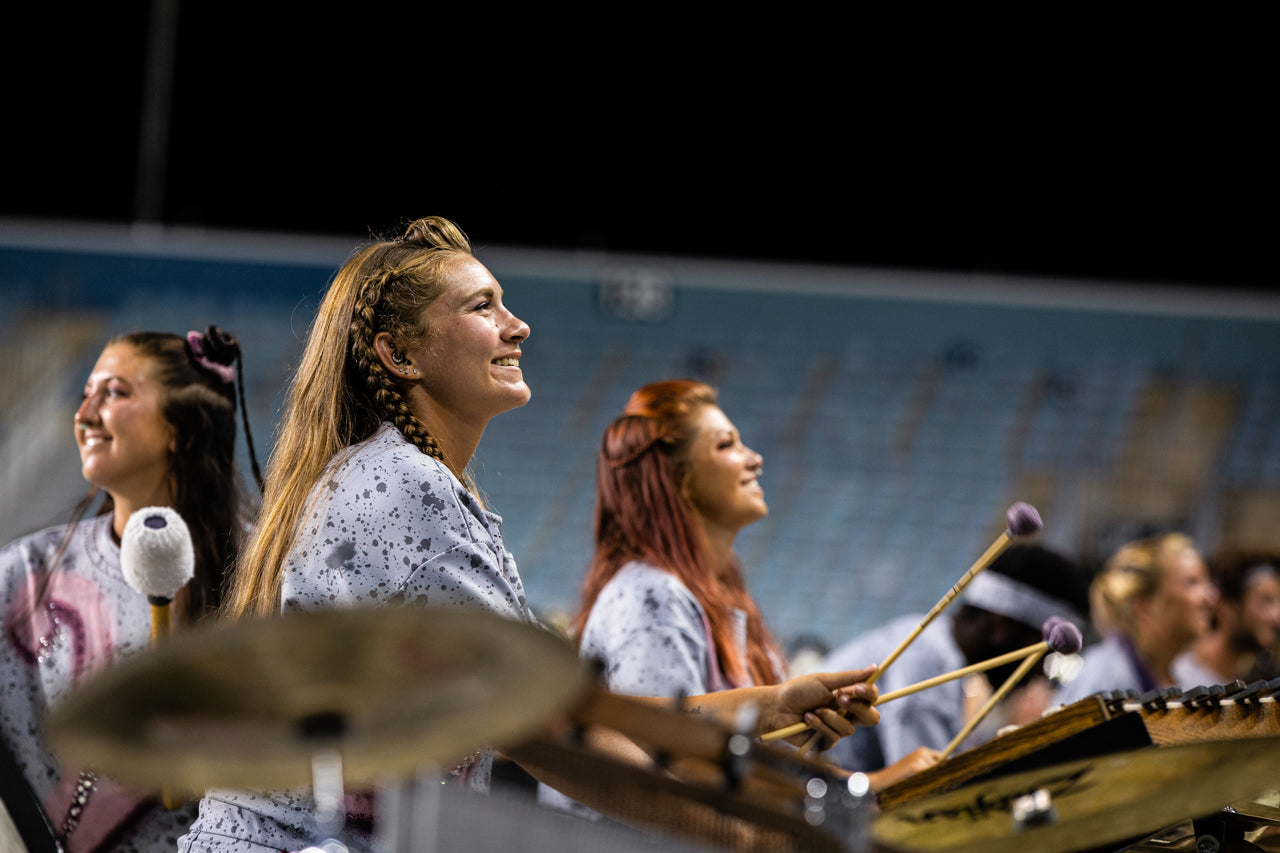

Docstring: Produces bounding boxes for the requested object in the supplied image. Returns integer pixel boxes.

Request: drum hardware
[1010,788,1056,832]
[802,772,875,853]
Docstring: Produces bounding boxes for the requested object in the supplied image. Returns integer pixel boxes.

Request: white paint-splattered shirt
[0,512,198,852]
[181,425,536,852]
[580,561,750,697]
[538,560,755,818]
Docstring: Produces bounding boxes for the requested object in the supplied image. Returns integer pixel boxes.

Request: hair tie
[186,330,236,384]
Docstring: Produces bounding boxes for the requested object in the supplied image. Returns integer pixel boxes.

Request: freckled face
[407,258,532,426]
[679,405,767,538]
[74,343,174,505]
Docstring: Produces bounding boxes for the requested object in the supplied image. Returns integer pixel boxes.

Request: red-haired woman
[568,380,938,790]
[575,380,781,698]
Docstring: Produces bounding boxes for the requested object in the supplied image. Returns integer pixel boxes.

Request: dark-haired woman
[0,327,259,853]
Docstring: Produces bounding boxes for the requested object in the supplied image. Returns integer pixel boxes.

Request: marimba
[879,677,1280,811]
[873,679,1280,853]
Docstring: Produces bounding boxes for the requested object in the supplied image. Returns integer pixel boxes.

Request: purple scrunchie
[186,330,236,384]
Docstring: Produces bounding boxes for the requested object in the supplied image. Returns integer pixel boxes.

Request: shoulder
[824,613,930,665]
[584,562,706,639]
[595,562,701,614]
[310,427,475,528]
[1,521,71,563]
[1056,636,1136,702]
[329,425,455,493]
[0,517,112,575]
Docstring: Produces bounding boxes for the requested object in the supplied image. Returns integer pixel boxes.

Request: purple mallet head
[1042,616,1083,654]
[1006,502,1043,537]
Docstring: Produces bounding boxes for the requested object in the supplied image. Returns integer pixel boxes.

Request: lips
[80,430,109,447]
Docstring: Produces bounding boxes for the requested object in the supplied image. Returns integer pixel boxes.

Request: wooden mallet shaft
[793,503,1042,755]
[760,639,1048,743]
[939,647,1046,760]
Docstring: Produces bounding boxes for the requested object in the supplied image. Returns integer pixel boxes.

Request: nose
[74,394,99,428]
[746,447,763,470]
[506,311,531,343]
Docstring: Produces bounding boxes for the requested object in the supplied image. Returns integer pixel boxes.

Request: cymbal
[46,606,589,792]
[873,737,1280,853]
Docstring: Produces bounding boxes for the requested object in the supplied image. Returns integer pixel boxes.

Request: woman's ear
[373,332,412,377]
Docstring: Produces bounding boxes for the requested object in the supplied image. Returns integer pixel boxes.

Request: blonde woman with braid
[180,218,878,853]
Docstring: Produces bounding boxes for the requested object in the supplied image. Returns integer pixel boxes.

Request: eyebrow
[86,373,130,386]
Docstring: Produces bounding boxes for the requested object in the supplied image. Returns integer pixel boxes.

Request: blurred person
[823,544,1090,774]
[1056,532,1216,704]
[1173,548,1280,686]
[0,328,259,853]
[179,220,878,853]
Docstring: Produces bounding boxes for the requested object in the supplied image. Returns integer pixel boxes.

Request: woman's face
[408,257,532,425]
[1149,546,1217,648]
[1239,569,1280,651]
[75,342,174,505]
[679,404,767,538]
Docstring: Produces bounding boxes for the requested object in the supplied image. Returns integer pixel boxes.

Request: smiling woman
[573,380,783,696]
[0,327,259,853]
[76,342,181,514]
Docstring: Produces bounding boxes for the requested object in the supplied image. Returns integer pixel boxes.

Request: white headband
[964,571,1086,632]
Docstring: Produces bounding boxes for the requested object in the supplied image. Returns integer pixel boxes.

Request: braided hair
[348,265,447,465]
[225,216,476,619]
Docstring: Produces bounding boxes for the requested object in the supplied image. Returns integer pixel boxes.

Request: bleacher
[3,223,1279,650]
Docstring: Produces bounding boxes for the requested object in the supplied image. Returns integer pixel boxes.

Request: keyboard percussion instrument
[874,679,1280,852]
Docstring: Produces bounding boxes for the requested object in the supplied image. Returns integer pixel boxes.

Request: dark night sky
[5,5,1273,289]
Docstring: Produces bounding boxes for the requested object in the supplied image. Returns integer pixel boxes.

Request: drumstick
[761,617,1076,743]
[869,502,1043,686]
[938,619,1083,760]
[793,502,1042,755]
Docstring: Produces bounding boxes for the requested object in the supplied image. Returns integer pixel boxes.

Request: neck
[109,483,176,541]
[410,397,486,481]
[693,521,737,580]
[1133,627,1181,685]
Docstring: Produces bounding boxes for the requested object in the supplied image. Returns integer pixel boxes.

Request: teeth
[493,357,519,367]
